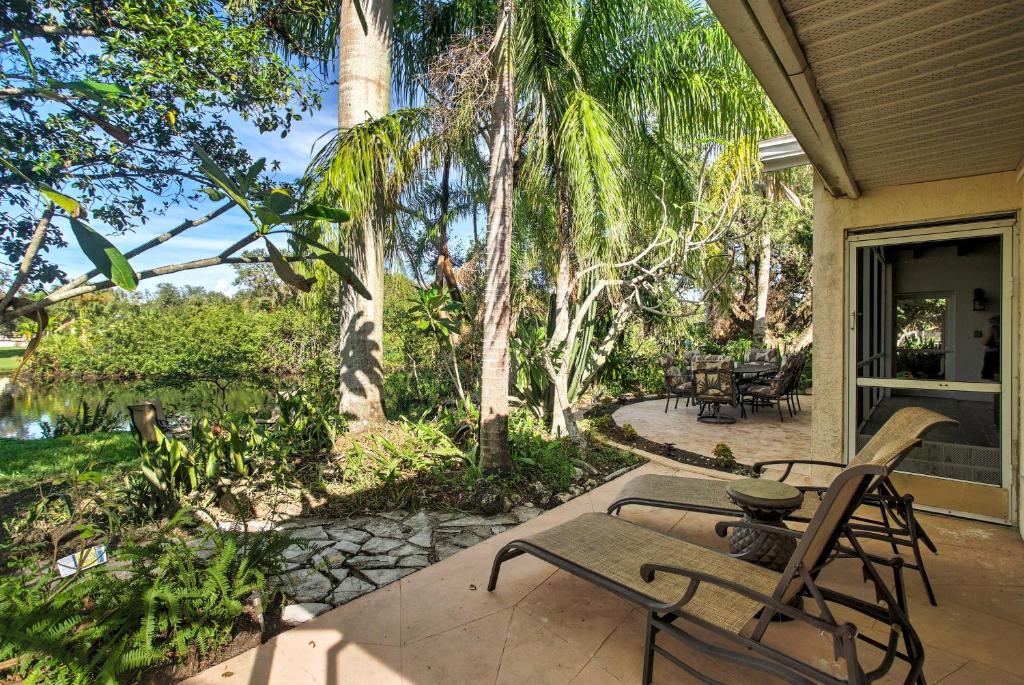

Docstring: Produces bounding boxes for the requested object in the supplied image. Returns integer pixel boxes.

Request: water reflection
[0,376,275,439]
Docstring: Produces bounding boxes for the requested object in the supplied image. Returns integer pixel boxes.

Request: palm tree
[330,0,394,429]
[478,0,516,472]
[509,0,777,437]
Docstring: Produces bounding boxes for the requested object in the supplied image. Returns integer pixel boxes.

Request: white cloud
[213,277,237,296]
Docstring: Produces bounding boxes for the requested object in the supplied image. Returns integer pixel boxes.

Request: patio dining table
[734,362,778,380]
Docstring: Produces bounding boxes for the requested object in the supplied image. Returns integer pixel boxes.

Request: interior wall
[890,240,1001,383]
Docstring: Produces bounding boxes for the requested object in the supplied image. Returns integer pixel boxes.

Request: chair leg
[904,500,938,606]
[665,393,670,413]
[643,612,658,685]
[795,391,802,412]
[674,395,680,409]
[777,400,784,422]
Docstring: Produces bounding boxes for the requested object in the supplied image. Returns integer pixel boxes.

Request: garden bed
[584,397,757,477]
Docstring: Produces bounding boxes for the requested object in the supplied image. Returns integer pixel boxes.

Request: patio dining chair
[659,353,694,413]
[742,352,805,422]
[607,406,957,605]
[743,347,778,364]
[490,463,925,685]
[690,356,745,423]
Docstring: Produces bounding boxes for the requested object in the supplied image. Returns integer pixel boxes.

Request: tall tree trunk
[478,0,515,472]
[753,228,771,344]
[336,0,392,431]
[548,179,576,437]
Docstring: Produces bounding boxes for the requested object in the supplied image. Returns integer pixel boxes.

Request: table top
[726,478,803,509]
[734,362,778,375]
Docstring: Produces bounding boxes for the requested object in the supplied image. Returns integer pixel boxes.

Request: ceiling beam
[707,0,860,199]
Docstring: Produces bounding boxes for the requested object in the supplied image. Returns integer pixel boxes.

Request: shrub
[620,423,638,441]
[0,517,293,685]
[713,442,736,469]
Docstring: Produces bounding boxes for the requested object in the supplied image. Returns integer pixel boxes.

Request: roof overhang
[708,0,859,198]
[709,0,1024,199]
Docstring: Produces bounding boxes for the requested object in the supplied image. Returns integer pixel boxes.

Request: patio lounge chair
[489,464,925,685]
[606,406,957,605]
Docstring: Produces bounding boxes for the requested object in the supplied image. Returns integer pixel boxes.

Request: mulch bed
[584,396,757,478]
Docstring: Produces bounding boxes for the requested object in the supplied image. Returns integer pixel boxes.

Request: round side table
[725,478,803,572]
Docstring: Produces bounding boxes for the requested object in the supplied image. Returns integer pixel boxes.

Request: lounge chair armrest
[638,564,855,637]
[752,459,845,482]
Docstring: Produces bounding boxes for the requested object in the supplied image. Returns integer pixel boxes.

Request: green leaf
[317,252,372,300]
[264,238,316,292]
[12,30,37,85]
[200,187,226,202]
[191,144,250,213]
[253,206,285,227]
[0,156,32,184]
[262,187,295,214]
[39,184,83,218]
[69,218,138,291]
[239,158,266,194]
[280,204,351,223]
[0,157,86,217]
[48,79,128,101]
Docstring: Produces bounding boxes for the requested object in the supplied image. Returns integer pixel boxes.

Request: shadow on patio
[184,449,1024,685]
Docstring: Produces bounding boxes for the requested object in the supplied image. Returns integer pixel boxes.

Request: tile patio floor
[612,396,813,466]
[186,448,1024,685]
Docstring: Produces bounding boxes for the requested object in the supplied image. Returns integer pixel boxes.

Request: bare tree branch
[0,205,55,312]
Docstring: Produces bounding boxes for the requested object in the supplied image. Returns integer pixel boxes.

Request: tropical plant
[407,285,468,400]
[272,389,346,454]
[40,395,121,438]
[713,442,736,469]
[0,517,294,685]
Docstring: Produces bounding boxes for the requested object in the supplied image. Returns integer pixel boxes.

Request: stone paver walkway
[186,448,1024,685]
[268,507,545,622]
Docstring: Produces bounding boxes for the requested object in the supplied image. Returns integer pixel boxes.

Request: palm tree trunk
[753,228,771,344]
[336,0,392,430]
[478,0,516,472]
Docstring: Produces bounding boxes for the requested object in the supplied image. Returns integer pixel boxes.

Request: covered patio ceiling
[709,0,1024,197]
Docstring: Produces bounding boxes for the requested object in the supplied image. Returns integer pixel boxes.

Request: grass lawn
[0,432,138,492]
[0,348,24,371]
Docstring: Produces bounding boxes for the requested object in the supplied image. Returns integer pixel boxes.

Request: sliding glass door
[846,220,1014,522]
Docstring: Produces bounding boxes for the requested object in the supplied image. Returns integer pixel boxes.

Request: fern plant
[0,516,293,684]
[41,395,122,438]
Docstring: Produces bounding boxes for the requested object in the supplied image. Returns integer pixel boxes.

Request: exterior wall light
[973,288,987,311]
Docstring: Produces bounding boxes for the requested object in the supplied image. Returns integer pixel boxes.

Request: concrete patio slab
[185,451,1024,685]
[612,396,812,466]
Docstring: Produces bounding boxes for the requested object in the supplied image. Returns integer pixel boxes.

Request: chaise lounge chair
[489,464,925,685]
[606,406,957,605]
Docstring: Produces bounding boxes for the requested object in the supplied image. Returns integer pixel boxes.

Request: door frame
[844,218,1016,523]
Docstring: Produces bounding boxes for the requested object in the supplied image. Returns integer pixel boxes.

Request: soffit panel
[776,0,1024,189]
